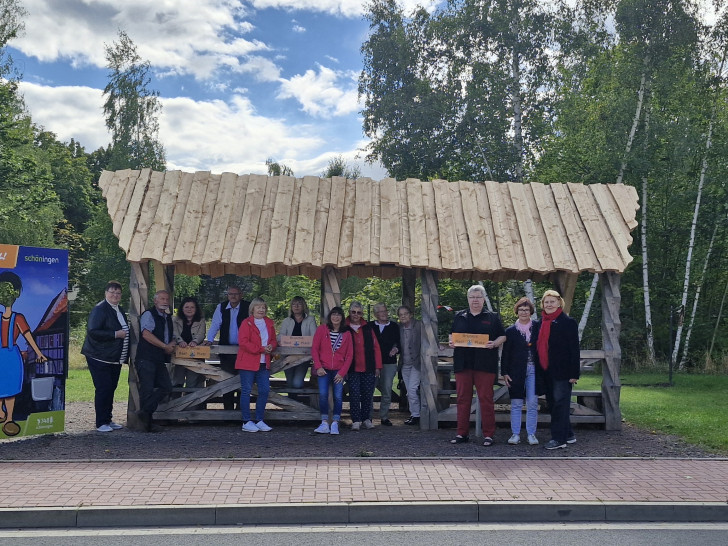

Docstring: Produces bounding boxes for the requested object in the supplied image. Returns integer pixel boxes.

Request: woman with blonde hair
[533,290,580,450]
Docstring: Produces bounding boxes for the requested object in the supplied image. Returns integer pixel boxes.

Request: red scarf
[536,307,563,371]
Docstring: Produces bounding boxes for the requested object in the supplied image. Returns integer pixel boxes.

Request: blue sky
[9,0,440,179]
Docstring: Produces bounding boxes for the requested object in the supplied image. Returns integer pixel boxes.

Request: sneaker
[567,434,577,444]
[507,434,520,445]
[351,421,361,431]
[108,422,123,430]
[96,424,113,432]
[544,439,567,450]
[330,421,339,435]
[256,420,272,432]
[314,422,330,434]
[242,421,259,432]
[404,416,420,426]
[527,434,539,445]
[381,418,393,426]
[363,419,375,429]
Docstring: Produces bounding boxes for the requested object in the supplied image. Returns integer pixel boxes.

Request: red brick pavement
[2,458,727,508]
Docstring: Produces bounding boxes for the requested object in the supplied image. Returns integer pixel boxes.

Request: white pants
[401,364,421,418]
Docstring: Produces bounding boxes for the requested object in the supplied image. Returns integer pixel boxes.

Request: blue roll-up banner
[0,244,68,438]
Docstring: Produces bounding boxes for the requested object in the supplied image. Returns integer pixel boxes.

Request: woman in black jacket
[501,297,541,446]
[533,290,580,450]
[81,281,130,432]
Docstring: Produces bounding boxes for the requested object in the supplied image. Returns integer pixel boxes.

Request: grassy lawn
[577,372,728,452]
[66,368,129,403]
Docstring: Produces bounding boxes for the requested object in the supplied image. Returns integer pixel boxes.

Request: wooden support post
[320,266,341,322]
[419,269,439,430]
[127,262,150,431]
[153,260,175,302]
[553,271,579,315]
[401,268,416,313]
[600,272,622,430]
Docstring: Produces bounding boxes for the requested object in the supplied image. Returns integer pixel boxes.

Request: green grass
[65,368,129,403]
[577,372,728,452]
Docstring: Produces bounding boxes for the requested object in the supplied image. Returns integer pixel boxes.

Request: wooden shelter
[98,169,639,431]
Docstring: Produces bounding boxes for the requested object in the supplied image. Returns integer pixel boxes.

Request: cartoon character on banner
[0,271,47,437]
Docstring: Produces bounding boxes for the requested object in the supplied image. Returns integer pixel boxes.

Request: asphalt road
[1,523,728,545]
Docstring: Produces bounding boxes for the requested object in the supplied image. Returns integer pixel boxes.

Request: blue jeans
[317,370,343,421]
[545,377,573,444]
[284,362,310,389]
[510,363,538,436]
[239,364,270,422]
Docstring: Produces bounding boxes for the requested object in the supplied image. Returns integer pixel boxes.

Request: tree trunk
[478,281,494,312]
[578,273,599,341]
[708,274,728,364]
[510,38,525,182]
[679,221,718,369]
[640,103,656,365]
[616,58,649,185]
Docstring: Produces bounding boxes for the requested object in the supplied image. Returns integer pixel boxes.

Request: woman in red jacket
[236,298,277,433]
[311,307,353,435]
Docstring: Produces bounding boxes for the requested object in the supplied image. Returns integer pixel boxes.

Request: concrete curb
[2,501,727,528]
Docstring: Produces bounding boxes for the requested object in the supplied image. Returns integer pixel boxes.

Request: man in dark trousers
[204,286,250,410]
[135,290,175,431]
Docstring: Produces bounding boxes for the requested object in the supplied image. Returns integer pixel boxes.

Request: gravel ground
[0,401,722,460]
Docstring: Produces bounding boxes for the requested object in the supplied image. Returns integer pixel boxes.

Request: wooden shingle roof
[99,169,639,281]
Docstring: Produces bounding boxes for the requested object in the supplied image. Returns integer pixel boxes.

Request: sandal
[450,435,469,444]
[483,437,494,446]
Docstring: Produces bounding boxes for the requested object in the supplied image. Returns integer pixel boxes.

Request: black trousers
[86,357,122,428]
[219,353,239,410]
[136,358,173,415]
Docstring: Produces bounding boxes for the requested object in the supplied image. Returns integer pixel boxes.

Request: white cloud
[249,0,442,17]
[277,65,359,117]
[292,24,306,33]
[12,0,274,82]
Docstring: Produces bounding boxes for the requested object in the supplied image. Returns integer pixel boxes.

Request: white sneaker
[108,422,123,430]
[314,422,330,434]
[330,421,339,435]
[256,420,272,432]
[508,434,520,445]
[363,419,375,429]
[96,424,113,432]
[242,421,258,432]
[527,434,539,445]
[351,421,361,431]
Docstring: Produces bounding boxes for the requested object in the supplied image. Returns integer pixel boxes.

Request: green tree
[321,155,361,179]
[265,158,294,176]
[103,30,166,170]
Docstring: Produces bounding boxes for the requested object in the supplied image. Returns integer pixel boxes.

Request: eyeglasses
[350,310,363,315]
[106,290,122,296]
[226,292,241,297]
[517,308,532,312]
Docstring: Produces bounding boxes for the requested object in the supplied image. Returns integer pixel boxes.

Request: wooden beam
[420,269,439,430]
[127,262,149,431]
[600,271,622,430]
[320,266,341,322]
[401,268,416,313]
[552,271,579,314]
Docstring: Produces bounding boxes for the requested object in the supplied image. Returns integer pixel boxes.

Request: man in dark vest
[135,290,175,432]
[204,286,250,410]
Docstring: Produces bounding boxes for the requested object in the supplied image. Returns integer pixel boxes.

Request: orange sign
[175,346,211,359]
[451,333,490,348]
[280,336,314,348]
[0,244,19,268]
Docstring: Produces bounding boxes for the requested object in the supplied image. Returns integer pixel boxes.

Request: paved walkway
[2,458,728,527]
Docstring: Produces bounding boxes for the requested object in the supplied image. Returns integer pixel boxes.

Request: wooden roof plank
[338,178,357,267]
[379,178,400,264]
[127,170,165,263]
[202,172,239,264]
[310,176,331,267]
[111,170,142,236]
[291,176,320,266]
[266,175,295,265]
[449,181,473,270]
[116,169,150,254]
[251,175,279,266]
[230,174,267,263]
[551,183,601,272]
[521,183,555,272]
[607,183,639,231]
[508,182,550,274]
[322,177,347,265]
[282,177,302,267]
[221,175,251,263]
[191,173,221,264]
[459,182,491,271]
[396,180,411,267]
[530,182,578,272]
[484,180,518,270]
[569,182,623,271]
[161,171,195,263]
[173,171,210,262]
[421,181,442,270]
[432,179,459,269]
[590,184,635,267]
[370,179,381,265]
[406,179,429,267]
[140,170,181,261]
[351,178,373,264]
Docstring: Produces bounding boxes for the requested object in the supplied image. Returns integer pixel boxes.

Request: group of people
[80,283,424,435]
[81,281,579,449]
[451,285,580,450]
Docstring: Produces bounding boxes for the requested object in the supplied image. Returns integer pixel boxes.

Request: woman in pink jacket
[236,298,277,433]
[311,307,353,435]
